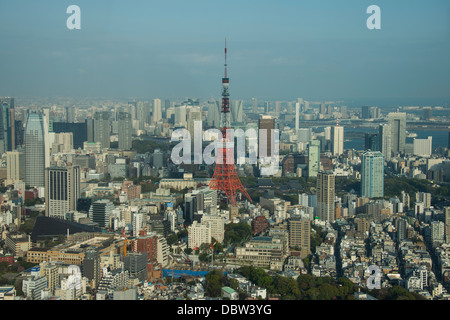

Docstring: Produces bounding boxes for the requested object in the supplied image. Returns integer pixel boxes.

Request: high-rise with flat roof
[118,112,132,150]
[288,217,311,258]
[387,112,406,155]
[24,111,46,188]
[45,166,80,219]
[316,171,335,221]
[331,125,344,156]
[361,151,384,198]
[93,111,111,149]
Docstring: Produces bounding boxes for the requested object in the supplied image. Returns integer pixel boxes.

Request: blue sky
[0,0,449,105]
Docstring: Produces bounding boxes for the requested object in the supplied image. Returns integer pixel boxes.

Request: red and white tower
[209,40,252,206]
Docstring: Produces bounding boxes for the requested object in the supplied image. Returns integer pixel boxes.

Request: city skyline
[0,1,449,106]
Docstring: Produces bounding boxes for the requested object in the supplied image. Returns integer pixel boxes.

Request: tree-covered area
[223,223,252,246]
[236,267,357,300]
[384,177,449,202]
[233,266,425,300]
[132,139,174,154]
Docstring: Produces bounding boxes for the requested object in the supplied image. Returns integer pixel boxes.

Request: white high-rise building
[152,99,162,123]
[201,214,225,243]
[188,220,211,249]
[175,105,187,127]
[379,123,391,161]
[331,125,344,156]
[413,136,432,157]
[295,102,300,131]
[231,100,244,123]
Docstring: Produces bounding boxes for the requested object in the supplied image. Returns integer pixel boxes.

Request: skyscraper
[316,171,335,221]
[361,151,384,198]
[118,112,132,150]
[0,98,13,153]
[379,123,391,161]
[152,98,162,123]
[365,133,379,151]
[6,149,25,185]
[252,97,258,113]
[24,111,46,188]
[258,115,275,158]
[308,140,320,178]
[93,111,111,149]
[387,112,406,155]
[207,99,220,128]
[45,166,80,219]
[331,125,344,156]
[295,102,300,132]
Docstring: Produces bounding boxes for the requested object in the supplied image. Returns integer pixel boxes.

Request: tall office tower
[422,107,432,121]
[44,166,80,219]
[0,100,13,154]
[128,100,137,120]
[258,115,275,157]
[324,126,331,140]
[265,102,269,113]
[275,101,280,114]
[85,118,95,142]
[117,112,132,150]
[387,112,406,155]
[6,149,25,185]
[152,98,162,123]
[379,123,391,161]
[365,133,379,151]
[207,99,220,128]
[137,101,150,130]
[164,99,170,116]
[187,106,202,141]
[24,111,46,188]
[308,140,320,178]
[331,124,344,156]
[89,199,114,229]
[93,111,111,149]
[413,136,432,157]
[0,97,15,151]
[252,97,258,113]
[66,106,75,123]
[444,207,450,243]
[316,171,335,221]
[361,151,384,198]
[295,102,300,131]
[231,100,243,123]
[174,105,187,127]
[288,217,311,258]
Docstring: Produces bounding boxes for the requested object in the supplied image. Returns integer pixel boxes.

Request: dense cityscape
[1,1,449,308]
[0,91,450,301]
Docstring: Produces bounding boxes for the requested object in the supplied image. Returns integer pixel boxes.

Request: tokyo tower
[209,40,252,206]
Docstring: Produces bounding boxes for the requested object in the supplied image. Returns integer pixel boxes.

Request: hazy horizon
[1,0,449,104]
